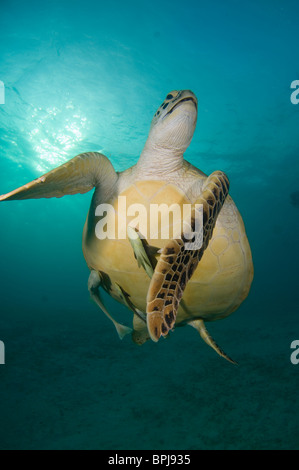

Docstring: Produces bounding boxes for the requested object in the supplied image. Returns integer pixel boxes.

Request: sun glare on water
[28,102,88,173]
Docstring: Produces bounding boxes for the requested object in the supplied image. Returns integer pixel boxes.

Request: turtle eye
[166,94,173,100]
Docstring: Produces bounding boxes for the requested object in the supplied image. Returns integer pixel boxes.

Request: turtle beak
[164,90,198,118]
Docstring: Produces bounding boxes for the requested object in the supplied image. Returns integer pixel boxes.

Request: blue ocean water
[0,0,299,450]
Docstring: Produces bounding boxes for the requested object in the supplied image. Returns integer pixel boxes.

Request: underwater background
[0,0,299,450]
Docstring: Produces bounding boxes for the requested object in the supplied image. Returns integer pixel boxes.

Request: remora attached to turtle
[0,90,253,363]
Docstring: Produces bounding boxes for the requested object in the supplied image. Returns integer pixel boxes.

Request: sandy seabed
[0,298,298,451]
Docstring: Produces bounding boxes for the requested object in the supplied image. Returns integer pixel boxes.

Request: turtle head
[147,90,198,154]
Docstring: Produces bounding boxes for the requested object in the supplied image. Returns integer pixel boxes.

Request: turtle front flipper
[0,152,117,200]
[146,171,230,342]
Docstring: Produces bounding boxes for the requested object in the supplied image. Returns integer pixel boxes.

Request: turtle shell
[82,180,253,325]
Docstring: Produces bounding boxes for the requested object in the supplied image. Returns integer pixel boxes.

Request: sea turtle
[0,90,253,363]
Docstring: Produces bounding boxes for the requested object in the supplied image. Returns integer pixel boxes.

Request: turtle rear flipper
[146,171,230,342]
[0,152,117,201]
[88,271,132,340]
[189,319,237,365]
